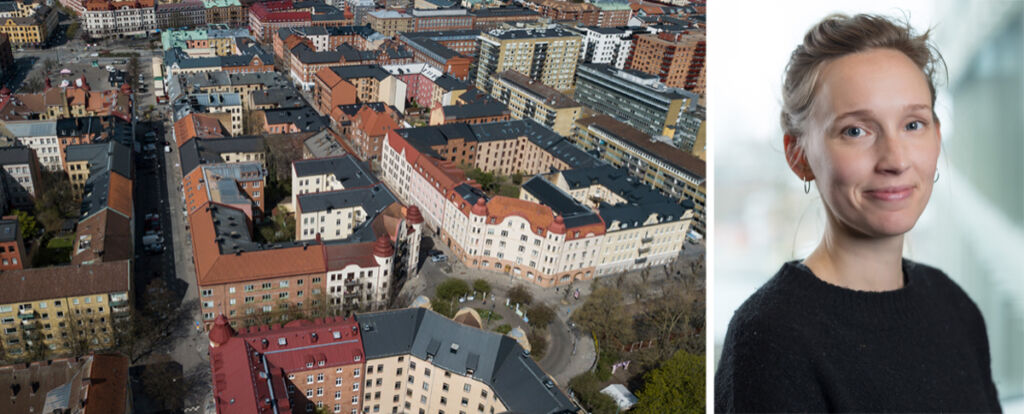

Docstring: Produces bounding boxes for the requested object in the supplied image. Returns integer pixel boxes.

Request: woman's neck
[803,219,906,292]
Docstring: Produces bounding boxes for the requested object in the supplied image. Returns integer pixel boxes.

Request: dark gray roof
[179,136,265,175]
[303,130,346,158]
[292,155,374,188]
[0,219,18,243]
[520,175,601,228]
[250,87,306,108]
[0,146,33,165]
[208,203,305,255]
[433,74,468,91]
[357,308,576,414]
[471,6,537,18]
[296,182,395,214]
[560,165,692,228]
[441,101,508,119]
[327,64,390,81]
[263,106,328,132]
[472,119,604,169]
[64,141,132,179]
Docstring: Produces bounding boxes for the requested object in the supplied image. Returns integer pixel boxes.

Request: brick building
[626,30,705,93]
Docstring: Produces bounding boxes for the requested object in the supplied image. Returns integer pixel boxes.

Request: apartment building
[287,41,413,91]
[273,25,383,65]
[526,165,692,274]
[208,315,365,414]
[5,120,61,171]
[209,307,576,414]
[383,62,469,109]
[396,30,477,81]
[291,155,375,207]
[165,71,291,108]
[0,217,25,270]
[475,26,581,93]
[0,354,131,414]
[0,145,41,209]
[575,26,638,69]
[173,92,244,135]
[626,30,705,93]
[179,136,265,215]
[203,0,244,27]
[163,43,274,77]
[196,162,267,218]
[357,307,576,414]
[262,106,329,134]
[573,115,705,233]
[574,63,700,144]
[61,140,134,266]
[364,10,411,37]
[490,70,581,136]
[469,6,539,31]
[0,260,132,357]
[428,90,510,126]
[0,3,57,46]
[524,0,630,27]
[313,64,407,115]
[155,0,206,29]
[83,0,156,38]
[379,120,614,287]
[160,25,250,53]
[296,183,398,242]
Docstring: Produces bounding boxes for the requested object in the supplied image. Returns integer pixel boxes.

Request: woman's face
[800,48,941,238]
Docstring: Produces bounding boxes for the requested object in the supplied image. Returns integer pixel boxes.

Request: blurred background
[710,0,1024,409]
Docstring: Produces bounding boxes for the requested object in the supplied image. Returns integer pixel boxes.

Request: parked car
[143,143,156,152]
[430,252,447,263]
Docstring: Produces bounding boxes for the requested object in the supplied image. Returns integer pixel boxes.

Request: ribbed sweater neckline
[781,259,929,330]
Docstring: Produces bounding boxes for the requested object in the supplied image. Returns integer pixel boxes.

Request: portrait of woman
[713,13,1002,412]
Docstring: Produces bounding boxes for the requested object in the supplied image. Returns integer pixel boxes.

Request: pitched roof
[0,260,131,303]
[576,115,705,179]
[496,70,579,109]
[357,308,576,413]
[263,106,328,132]
[292,154,374,187]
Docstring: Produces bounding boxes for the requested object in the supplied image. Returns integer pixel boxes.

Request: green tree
[12,210,38,240]
[435,278,470,301]
[472,279,491,295]
[466,168,497,192]
[526,328,547,360]
[568,372,619,414]
[527,303,554,328]
[507,284,532,306]
[571,286,634,348]
[633,350,705,414]
[431,295,454,318]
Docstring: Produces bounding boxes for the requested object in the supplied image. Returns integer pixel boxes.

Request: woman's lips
[864,186,914,201]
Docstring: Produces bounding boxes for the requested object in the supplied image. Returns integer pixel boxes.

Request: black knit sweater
[715,260,1001,413]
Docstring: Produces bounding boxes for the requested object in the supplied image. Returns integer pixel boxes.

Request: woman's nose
[875,130,910,175]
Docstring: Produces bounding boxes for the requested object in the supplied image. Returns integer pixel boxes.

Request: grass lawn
[47,234,74,249]
[475,308,503,323]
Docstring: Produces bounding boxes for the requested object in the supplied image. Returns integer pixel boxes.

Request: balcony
[641,236,654,244]
[110,299,129,308]
[345,279,360,287]
[638,247,651,255]
[21,321,36,329]
[17,310,34,320]
[634,257,647,265]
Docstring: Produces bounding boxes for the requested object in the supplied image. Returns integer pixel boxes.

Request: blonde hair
[780,13,945,138]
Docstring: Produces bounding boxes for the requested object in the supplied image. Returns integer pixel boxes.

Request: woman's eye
[842,127,865,137]
[906,121,923,131]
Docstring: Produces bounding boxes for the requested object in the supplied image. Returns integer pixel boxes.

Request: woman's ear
[784,134,814,181]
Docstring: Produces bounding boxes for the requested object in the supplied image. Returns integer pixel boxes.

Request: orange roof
[189,203,326,286]
[67,88,88,107]
[315,67,343,89]
[107,172,133,218]
[484,195,554,231]
[174,113,227,146]
[354,105,399,137]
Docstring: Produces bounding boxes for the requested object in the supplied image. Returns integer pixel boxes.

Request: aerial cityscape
[0,0,705,411]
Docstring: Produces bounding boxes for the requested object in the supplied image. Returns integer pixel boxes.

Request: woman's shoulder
[725,262,813,345]
[904,259,986,322]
